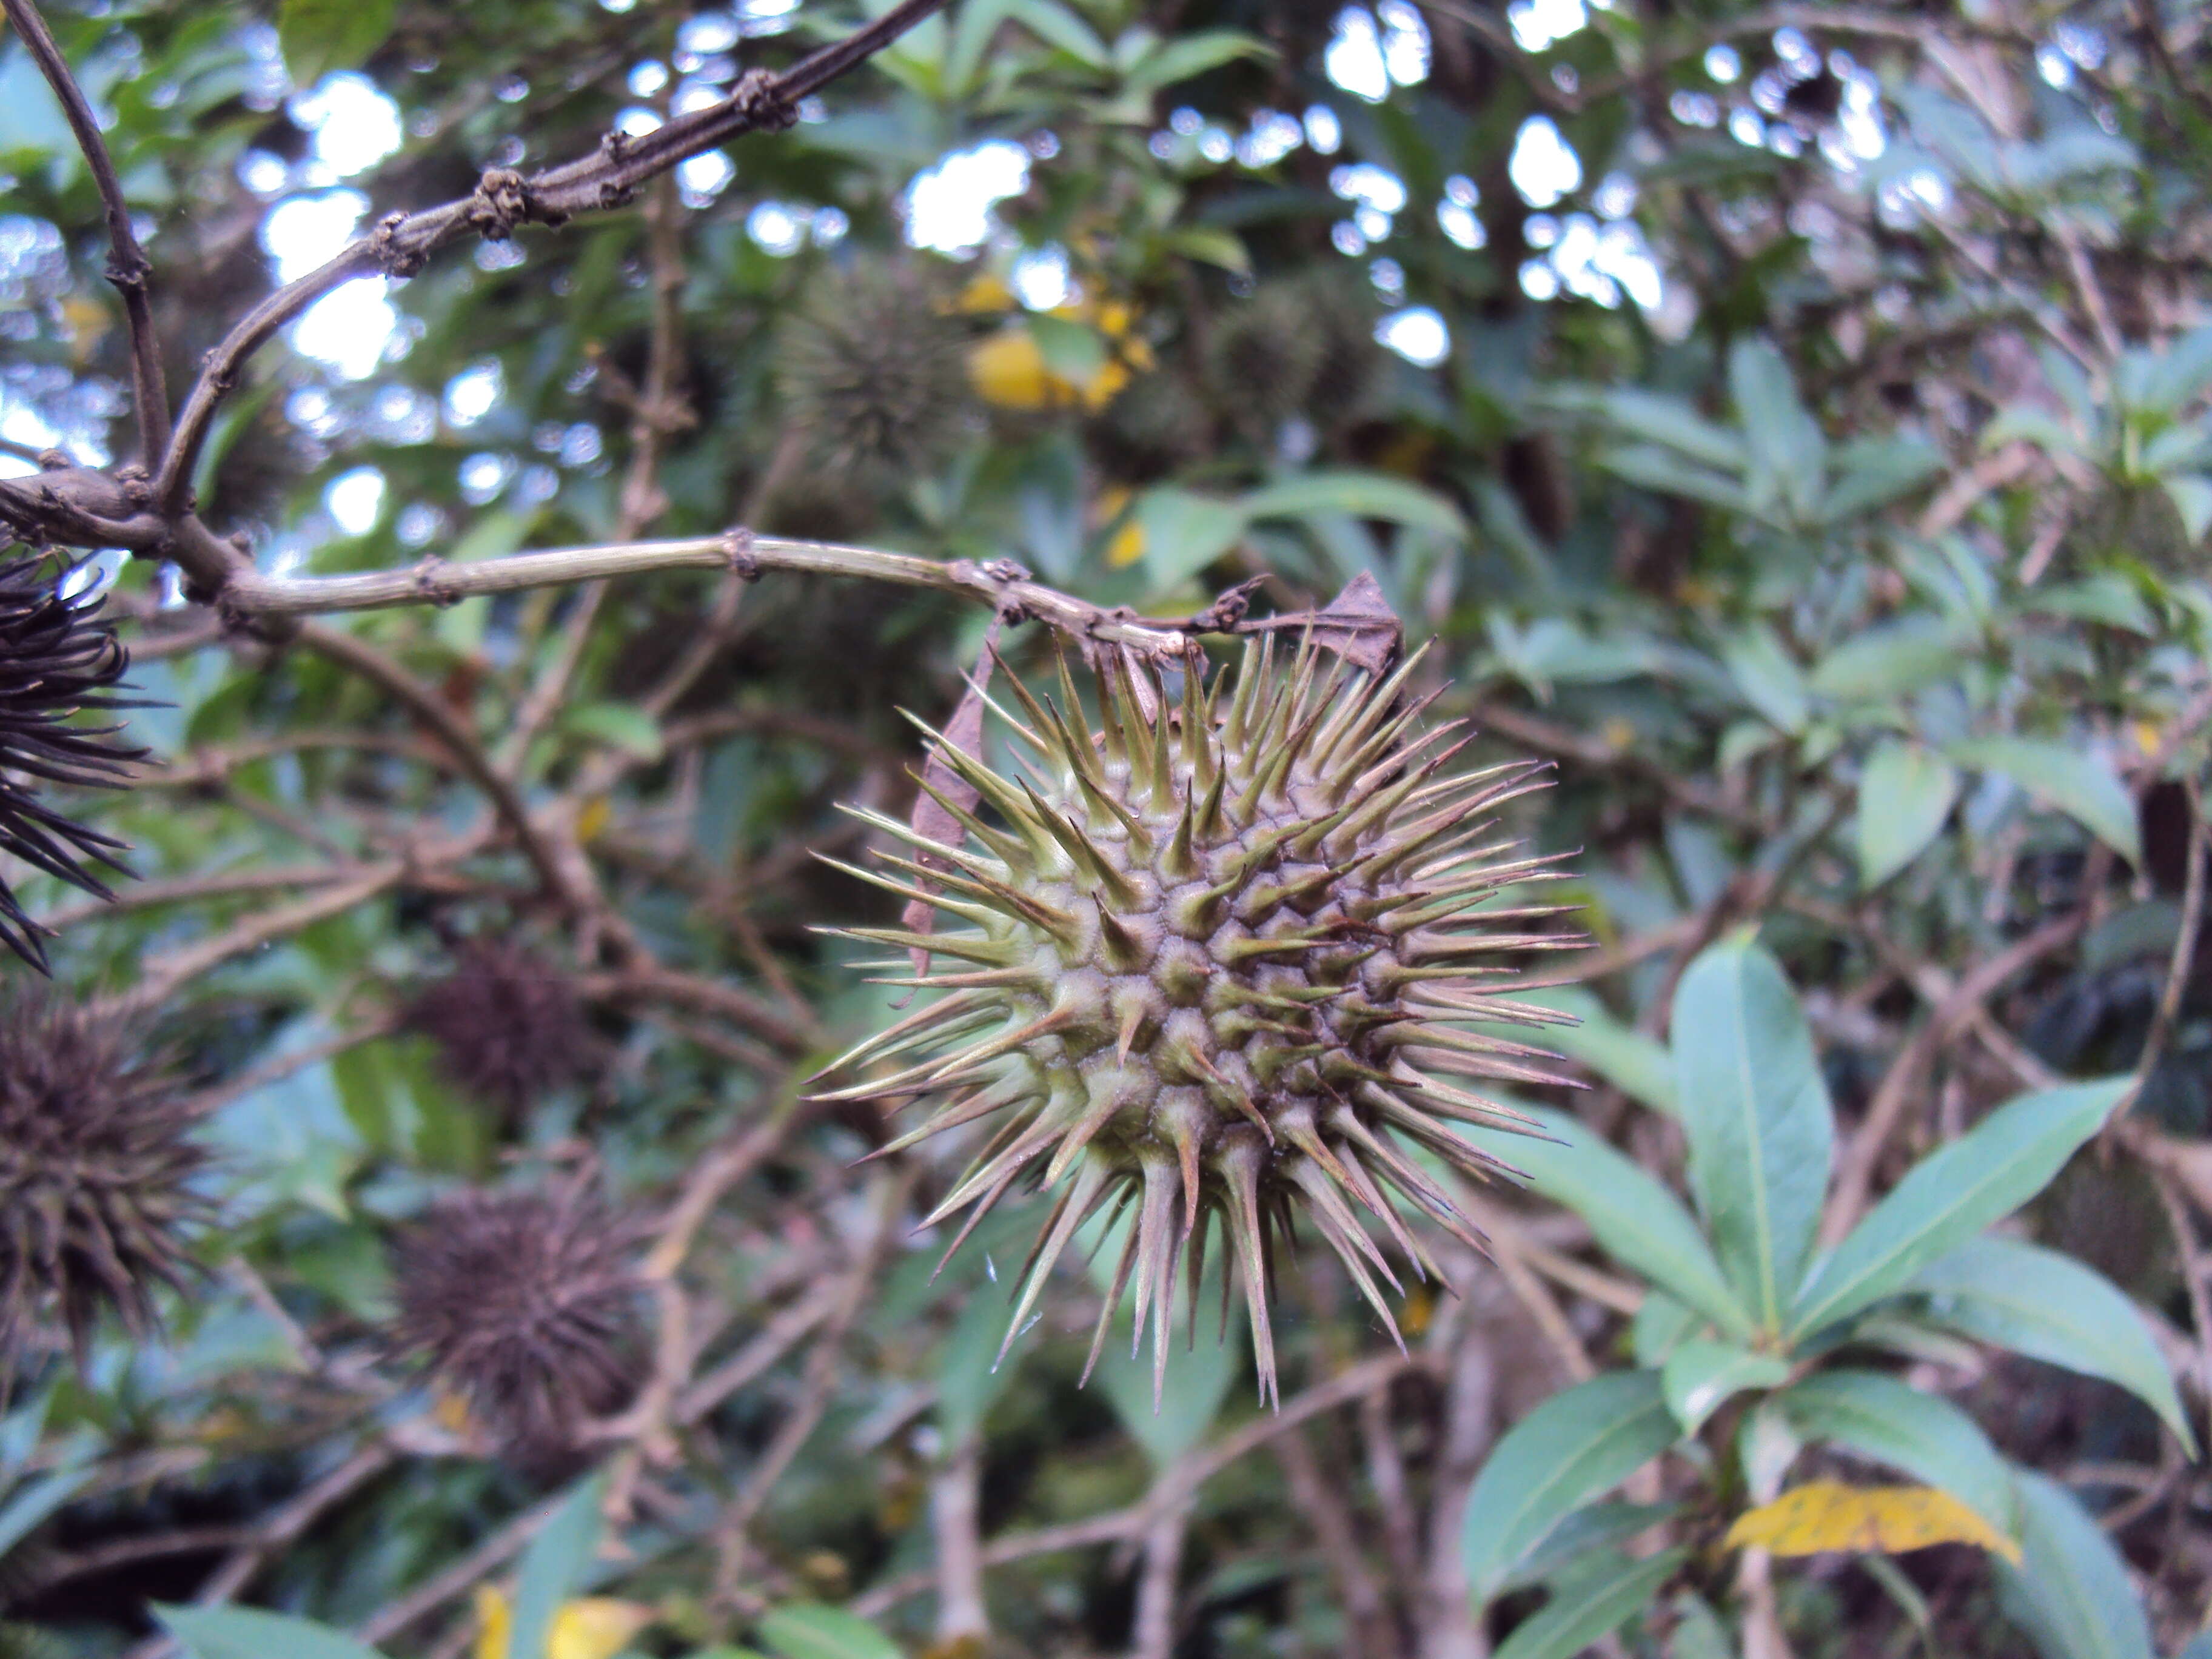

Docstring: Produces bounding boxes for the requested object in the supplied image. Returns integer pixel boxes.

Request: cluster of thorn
[817,638,1577,1408]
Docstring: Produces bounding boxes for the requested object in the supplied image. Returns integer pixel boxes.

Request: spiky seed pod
[403,942,594,1119]
[1089,372,1213,484]
[0,555,147,971]
[779,261,973,480]
[1207,284,1326,434]
[816,639,1577,1406]
[0,993,204,1364]
[1294,272,1385,418]
[389,1182,646,1463]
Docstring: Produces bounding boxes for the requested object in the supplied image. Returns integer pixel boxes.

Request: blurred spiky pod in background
[814,639,1578,1406]
[1206,282,1327,438]
[0,993,205,1366]
[388,1181,646,1466]
[0,555,147,971]
[401,940,595,1121]
[1089,371,1213,484]
[1292,270,1386,420]
[777,259,973,481]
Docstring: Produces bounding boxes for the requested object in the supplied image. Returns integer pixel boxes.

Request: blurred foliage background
[3,0,2212,1653]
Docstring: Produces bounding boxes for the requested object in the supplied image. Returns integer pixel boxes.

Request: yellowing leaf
[1106,517,1147,567]
[575,795,611,845]
[1723,1481,2022,1563]
[969,331,1061,410]
[472,1586,654,1659]
[551,1598,653,1659]
[474,1586,511,1659]
[948,272,1016,314]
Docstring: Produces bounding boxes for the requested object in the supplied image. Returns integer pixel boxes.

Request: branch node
[728,67,799,133]
[372,210,429,277]
[468,168,534,240]
[411,555,462,608]
[719,527,762,582]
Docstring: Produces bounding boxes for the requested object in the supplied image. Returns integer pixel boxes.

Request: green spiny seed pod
[816,640,1573,1405]
[0,992,204,1365]
[389,1181,646,1464]
[779,260,972,480]
[1207,284,1326,435]
[1089,372,1213,483]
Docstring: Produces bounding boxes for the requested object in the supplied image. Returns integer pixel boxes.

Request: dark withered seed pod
[403,941,594,1119]
[0,992,205,1364]
[0,554,147,972]
[1089,372,1213,484]
[1207,282,1326,434]
[389,1181,646,1462]
[816,638,1576,1407]
[779,260,973,480]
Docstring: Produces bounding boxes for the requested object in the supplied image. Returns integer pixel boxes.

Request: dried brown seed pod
[0,992,205,1364]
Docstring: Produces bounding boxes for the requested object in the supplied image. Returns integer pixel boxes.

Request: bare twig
[1,0,170,461]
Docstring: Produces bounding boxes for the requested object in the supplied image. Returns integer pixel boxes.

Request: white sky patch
[747,201,806,256]
[1704,43,1741,82]
[290,73,402,179]
[1376,1,1431,85]
[905,139,1030,256]
[1304,105,1342,155]
[444,360,503,427]
[1509,115,1582,207]
[1376,306,1449,368]
[262,190,368,283]
[679,150,736,204]
[0,403,58,477]
[1507,0,1586,53]
[326,466,386,534]
[290,279,397,379]
[1332,163,1408,215]
[1011,243,1074,310]
[1325,8,1390,103]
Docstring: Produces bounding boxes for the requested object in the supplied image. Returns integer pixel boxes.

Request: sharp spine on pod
[814,636,1581,1409]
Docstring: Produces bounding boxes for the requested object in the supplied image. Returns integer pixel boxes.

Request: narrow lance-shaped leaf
[1671,937,1834,1333]
[1994,1473,2156,1659]
[1461,1370,1678,1601]
[1789,1079,2127,1339]
[1775,1370,2017,1541]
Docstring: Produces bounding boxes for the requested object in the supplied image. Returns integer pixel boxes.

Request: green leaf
[562,703,665,763]
[1600,444,1754,513]
[1995,1472,2155,1659]
[1006,0,1109,66]
[1594,388,1747,471]
[1730,338,1825,518]
[1809,618,1965,702]
[510,1472,608,1659]
[1776,1370,2016,1539]
[1124,28,1269,94]
[1948,737,2142,863]
[1789,1079,2127,1339]
[1458,1107,1750,1339]
[1820,436,1945,523]
[1027,312,1109,389]
[0,1466,86,1562]
[1858,740,1960,888]
[1515,988,1676,1116]
[278,0,398,83]
[2160,474,2212,543]
[1460,1370,1678,1601]
[936,1282,1018,1449]
[1239,470,1466,539]
[756,1604,902,1659]
[1723,626,1810,735]
[1138,486,1246,589]
[155,1606,390,1659]
[1493,1501,1680,1594]
[1909,1235,2194,1453]
[1672,938,1834,1333]
[1660,1339,1791,1435]
[1492,1549,1687,1659]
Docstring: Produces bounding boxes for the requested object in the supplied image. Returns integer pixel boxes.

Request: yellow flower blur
[472,1585,655,1659]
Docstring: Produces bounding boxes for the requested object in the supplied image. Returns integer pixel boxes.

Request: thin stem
[150,0,952,518]
[1,0,170,463]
